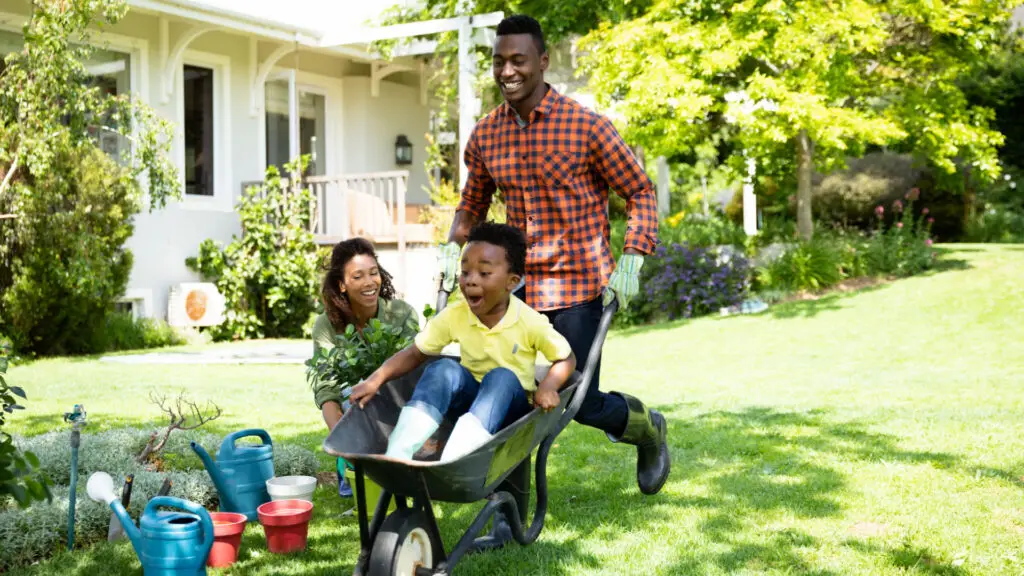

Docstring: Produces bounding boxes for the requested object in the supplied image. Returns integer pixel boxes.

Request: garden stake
[63,404,87,551]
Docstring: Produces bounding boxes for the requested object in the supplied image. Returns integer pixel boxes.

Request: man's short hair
[467,222,527,277]
[496,14,546,55]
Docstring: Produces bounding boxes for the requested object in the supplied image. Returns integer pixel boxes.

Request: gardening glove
[603,254,644,310]
[437,241,461,293]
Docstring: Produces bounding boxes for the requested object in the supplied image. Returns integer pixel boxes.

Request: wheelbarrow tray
[322,357,579,504]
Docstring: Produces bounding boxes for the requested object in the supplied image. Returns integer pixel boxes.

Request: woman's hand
[348,374,384,409]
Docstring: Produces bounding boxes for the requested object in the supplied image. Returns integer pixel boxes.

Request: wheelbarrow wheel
[369,508,437,576]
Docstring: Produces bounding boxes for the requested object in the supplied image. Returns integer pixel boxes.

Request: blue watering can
[191,428,274,521]
[87,472,214,575]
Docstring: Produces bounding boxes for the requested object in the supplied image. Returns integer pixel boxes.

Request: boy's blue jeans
[408,358,531,432]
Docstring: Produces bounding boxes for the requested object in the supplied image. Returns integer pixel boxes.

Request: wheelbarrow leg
[471,458,531,552]
[352,464,394,576]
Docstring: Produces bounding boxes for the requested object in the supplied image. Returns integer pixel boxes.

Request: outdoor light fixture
[395,134,413,165]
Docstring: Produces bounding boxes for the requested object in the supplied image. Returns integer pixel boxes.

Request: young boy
[348,222,577,462]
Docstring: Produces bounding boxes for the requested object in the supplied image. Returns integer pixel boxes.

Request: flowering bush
[864,190,935,276]
[628,243,750,323]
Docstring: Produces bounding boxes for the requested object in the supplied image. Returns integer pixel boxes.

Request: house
[0,0,505,322]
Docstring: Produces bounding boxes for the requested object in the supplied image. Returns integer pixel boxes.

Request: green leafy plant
[0,342,50,508]
[0,0,178,356]
[755,238,847,293]
[305,319,415,396]
[186,158,320,341]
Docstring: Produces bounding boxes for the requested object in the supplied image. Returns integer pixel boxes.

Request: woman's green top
[310,298,420,409]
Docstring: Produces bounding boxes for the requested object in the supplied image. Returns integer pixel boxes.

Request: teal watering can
[191,429,274,521]
[87,472,214,575]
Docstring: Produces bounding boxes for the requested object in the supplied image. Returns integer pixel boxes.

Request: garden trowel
[106,474,133,541]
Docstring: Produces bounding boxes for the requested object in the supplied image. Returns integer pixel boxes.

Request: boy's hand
[348,375,383,409]
[534,386,560,412]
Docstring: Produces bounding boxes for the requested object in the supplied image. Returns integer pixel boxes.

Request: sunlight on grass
[6,245,1024,575]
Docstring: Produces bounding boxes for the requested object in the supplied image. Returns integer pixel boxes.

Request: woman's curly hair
[321,238,396,331]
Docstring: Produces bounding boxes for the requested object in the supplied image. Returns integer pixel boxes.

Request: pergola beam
[319,12,504,47]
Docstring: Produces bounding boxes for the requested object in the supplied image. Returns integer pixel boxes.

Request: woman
[311,238,420,495]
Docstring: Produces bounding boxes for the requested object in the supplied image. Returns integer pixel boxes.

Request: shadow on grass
[12,407,1010,575]
[844,540,968,575]
[648,406,962,575]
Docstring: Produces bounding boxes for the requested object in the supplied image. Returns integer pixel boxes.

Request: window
[183,64,214,197]
[264,75,327,178]
[84,48,132,161]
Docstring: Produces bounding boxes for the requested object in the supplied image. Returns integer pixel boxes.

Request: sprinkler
[63,404,87,551]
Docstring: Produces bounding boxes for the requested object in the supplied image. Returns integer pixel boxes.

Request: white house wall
[0,2,434,321]
[341,75,431,205]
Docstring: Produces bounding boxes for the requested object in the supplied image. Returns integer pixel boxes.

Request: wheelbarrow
[323,291,618,575]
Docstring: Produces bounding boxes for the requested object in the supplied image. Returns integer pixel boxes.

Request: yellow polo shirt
[414,295,573,391]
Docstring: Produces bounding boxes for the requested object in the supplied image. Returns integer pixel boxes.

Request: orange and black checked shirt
[457,85,659,312]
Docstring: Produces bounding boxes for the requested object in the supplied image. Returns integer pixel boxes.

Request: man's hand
[437,241,461,293]
[348,374,384,409]
[534,386,560,412]
[603,253,644,309]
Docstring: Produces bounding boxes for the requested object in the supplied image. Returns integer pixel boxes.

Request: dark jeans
[515,287,628,437]
[407,358,532,433]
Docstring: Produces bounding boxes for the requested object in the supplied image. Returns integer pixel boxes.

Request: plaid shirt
[457,86,659,312]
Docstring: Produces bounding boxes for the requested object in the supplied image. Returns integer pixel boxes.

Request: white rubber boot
[385,406,440,460]
[440,413,493,462]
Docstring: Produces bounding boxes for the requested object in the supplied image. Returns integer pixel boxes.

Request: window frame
[176,49,232,212]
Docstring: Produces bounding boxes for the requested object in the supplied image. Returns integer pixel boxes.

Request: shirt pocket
[540,151,585,190]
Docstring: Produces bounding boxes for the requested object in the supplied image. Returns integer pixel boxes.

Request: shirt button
[528,216,534,222]
[521,154,527,160]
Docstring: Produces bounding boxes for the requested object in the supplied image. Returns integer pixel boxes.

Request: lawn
[5,244,1024,575]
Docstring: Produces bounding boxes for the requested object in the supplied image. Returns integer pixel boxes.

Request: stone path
[99,341,310,365]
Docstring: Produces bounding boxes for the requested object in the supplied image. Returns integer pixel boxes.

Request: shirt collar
[467,294,523,332]
[503,84,558,124]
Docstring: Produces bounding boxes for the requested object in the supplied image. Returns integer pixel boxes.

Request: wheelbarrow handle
[557,298,618,431]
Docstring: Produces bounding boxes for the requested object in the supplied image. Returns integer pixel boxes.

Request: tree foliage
[0,0,178,210]
[577,0,1012,239]
[0,0,179,355]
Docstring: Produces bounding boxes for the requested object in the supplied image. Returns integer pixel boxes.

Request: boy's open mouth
[466,294,484,307]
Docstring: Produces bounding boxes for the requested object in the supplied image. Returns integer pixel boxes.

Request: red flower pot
[208,512,248,567]
[257,499,314,554]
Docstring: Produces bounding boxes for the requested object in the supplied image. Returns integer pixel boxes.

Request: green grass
[6,244,1024,575]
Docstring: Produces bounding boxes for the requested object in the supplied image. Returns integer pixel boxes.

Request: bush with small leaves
[3,426,318,570]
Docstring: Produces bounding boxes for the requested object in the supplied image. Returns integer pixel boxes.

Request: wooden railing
[242,170,412,248]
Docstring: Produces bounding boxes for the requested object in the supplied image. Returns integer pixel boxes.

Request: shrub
[754,237,849,292]
[631,243,751,323]
[3,426,319,570]
[965,205,1024,243]
[813,152,926,229]
[1,342,50,508]
[662,212,747,248]
[91,313,186,353]
[186,159,320,341]
[863,196,936,276]
[1,145,137,356]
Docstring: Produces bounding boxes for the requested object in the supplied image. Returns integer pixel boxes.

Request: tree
[577,0,1011,240]
[0,0,178,354]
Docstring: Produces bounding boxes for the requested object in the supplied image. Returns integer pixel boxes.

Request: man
[438,14,670,497]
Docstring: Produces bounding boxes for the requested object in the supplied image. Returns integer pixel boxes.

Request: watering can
[87,472,214,575]
[191,429,274,521]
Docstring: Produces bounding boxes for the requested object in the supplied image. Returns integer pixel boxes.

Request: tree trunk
[796,130,815,241]
[962,165,975,234]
